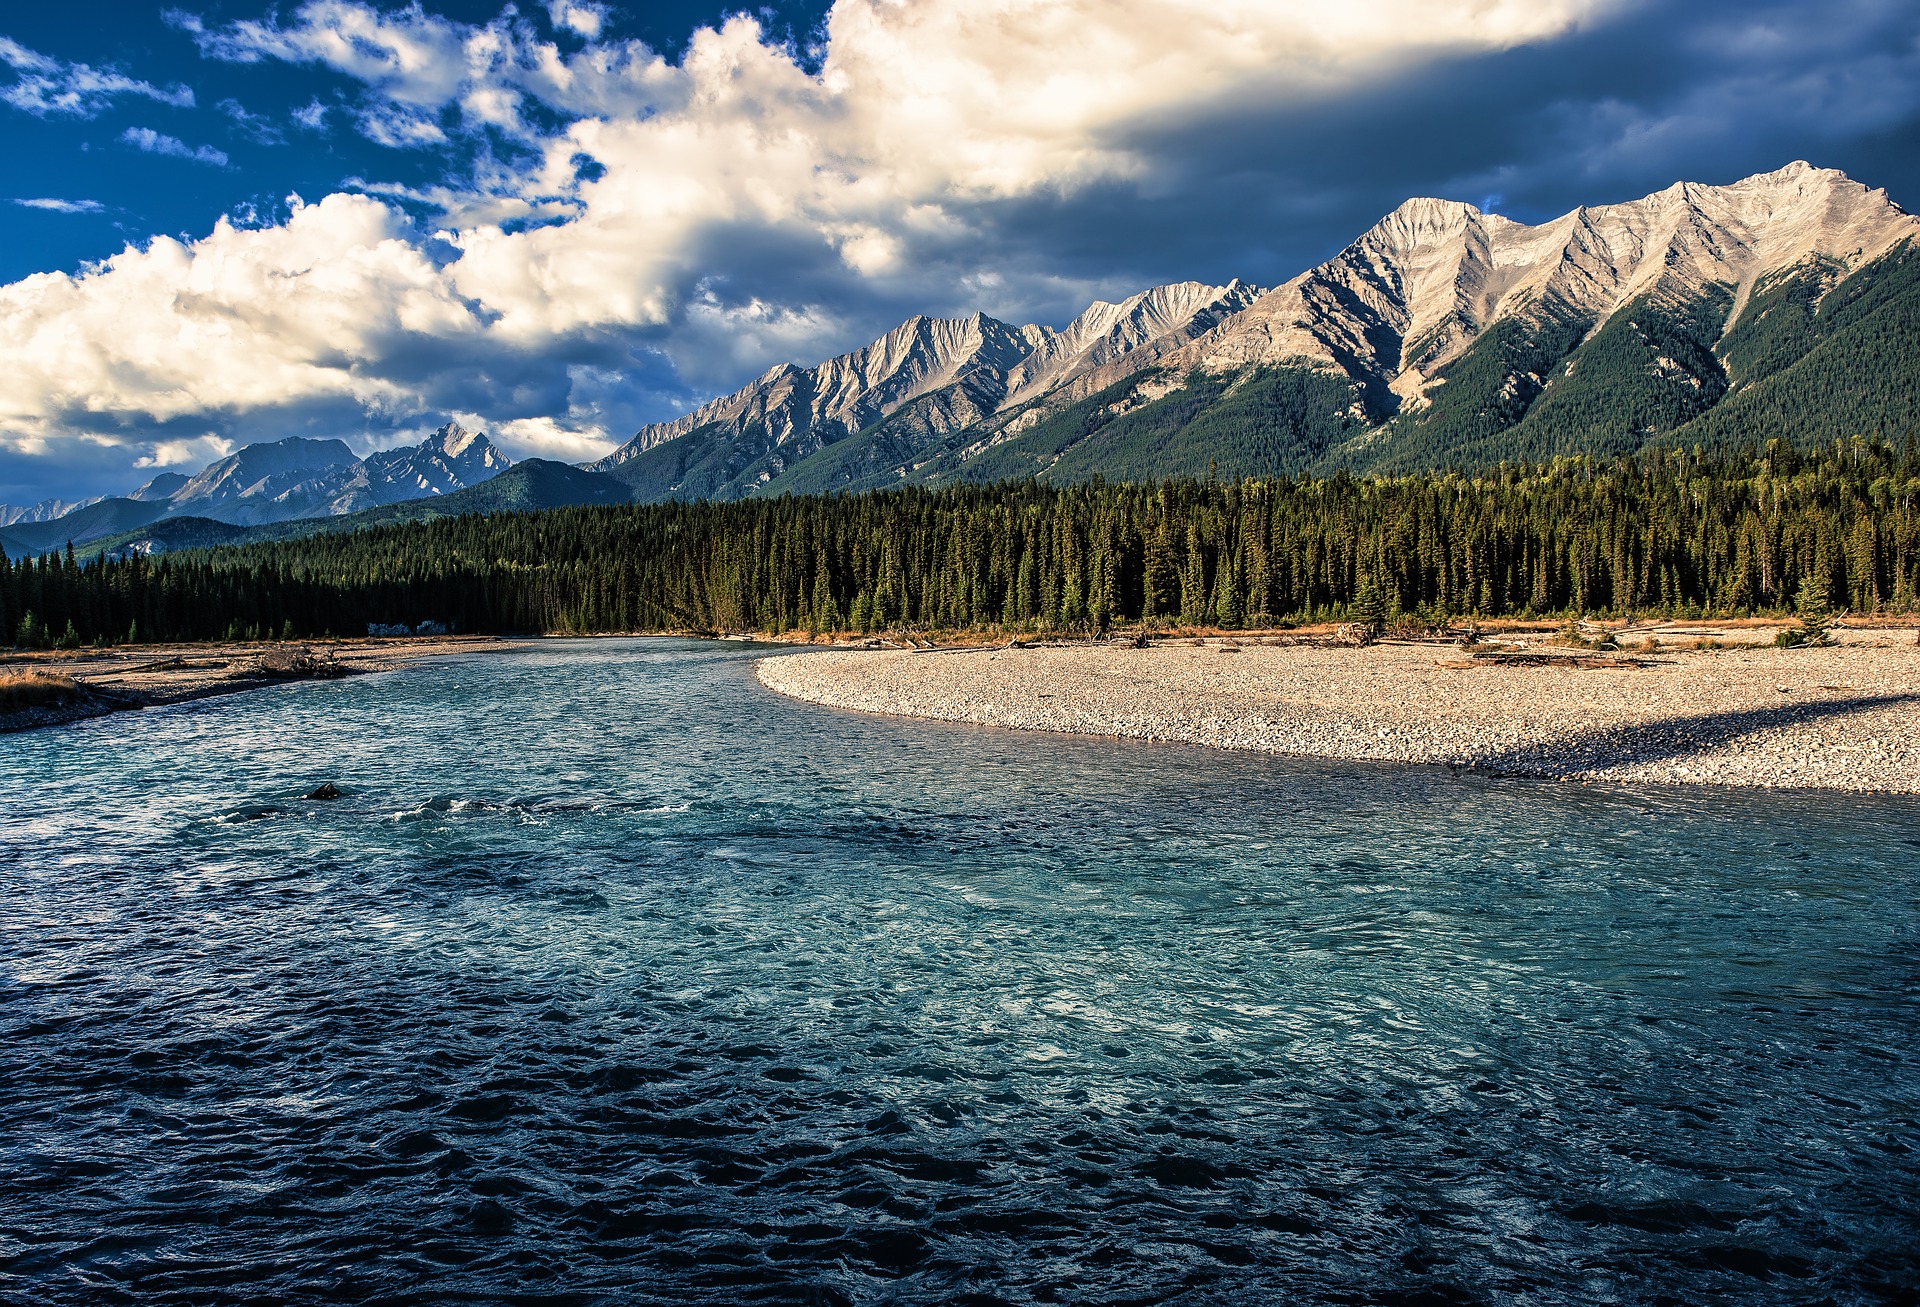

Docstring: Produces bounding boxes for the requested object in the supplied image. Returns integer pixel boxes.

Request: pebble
[756,637,1920,794]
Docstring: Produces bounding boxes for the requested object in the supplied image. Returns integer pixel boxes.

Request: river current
[2,639,1916,1305]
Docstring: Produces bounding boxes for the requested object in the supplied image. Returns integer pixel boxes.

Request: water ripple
[1,639,1916,1305]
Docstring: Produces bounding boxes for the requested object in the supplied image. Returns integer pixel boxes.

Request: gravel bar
[757,635,1920,793]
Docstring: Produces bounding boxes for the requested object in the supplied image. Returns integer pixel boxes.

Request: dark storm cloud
[924,0,1920,327]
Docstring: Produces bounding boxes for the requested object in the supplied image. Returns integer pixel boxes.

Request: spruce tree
[1351,573,1386,633]
[1792,573,1833,646]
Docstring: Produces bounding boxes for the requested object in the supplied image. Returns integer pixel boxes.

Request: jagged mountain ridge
[0,496,104,527]
[600,161,1918,500]
[2,424,515,554]
[1169,160,1915,409]
[153,423,512,525]
[590,280,1263,498]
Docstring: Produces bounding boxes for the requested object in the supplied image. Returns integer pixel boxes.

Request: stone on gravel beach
[757,635,1920,793]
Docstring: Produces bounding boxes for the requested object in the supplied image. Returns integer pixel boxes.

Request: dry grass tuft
[0,671,84,711]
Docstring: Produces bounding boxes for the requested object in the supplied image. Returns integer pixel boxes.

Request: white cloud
[0,193,481,448]
[0,36,195,117]
[13,197,106,214]
[546,2,606,41]
[121,126,231,167]
[185,0,674,143]
[219,96,284,143]
[135,436,235,469]
[10,0,1617,483]
[293,97,330,130]
[481,414,613,462]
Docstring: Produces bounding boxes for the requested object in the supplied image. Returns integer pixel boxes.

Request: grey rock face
[599,162,1917,498]
[145,424,511,526]
[591,281,1263,475]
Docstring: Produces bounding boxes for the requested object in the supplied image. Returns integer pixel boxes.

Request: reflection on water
[1,639,1916,1305]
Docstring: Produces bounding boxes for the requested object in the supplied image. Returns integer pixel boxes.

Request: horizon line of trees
[5,439,1917,648]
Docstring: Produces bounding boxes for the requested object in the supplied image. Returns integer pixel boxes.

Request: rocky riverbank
[0,636,526,734]
[757,629,1920,793]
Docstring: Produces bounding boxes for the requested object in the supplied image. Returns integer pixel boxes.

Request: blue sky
[1,1,834,284]
[3,0,1919,505]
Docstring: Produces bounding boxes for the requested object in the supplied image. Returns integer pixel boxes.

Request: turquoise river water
[1,638,1916,1304]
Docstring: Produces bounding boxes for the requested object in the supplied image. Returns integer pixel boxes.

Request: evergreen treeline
[5,440,1916,646]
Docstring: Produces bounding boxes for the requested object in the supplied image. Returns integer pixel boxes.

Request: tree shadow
[1459,690,1920,778]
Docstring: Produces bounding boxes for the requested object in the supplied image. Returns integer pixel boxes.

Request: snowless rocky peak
[427,421,490,461]
[1177,161,1919,401]
[595,162,1912,469]
[599,280,1256,463]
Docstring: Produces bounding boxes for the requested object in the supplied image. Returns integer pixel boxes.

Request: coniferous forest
[4,440,1916,647]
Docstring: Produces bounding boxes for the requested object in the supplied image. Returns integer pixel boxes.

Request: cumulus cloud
[0,193,474,438]
[482,413,613,462]
[13,198,106,214]
[0,36,195,117]
[545,2,606,41]
[135,436,236,469]
[121,126,231,166]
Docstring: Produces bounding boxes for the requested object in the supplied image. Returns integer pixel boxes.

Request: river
[3,639,1915,1304]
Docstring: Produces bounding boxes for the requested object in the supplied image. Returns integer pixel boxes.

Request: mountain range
[0,423,510,556]
[590,160,1919,497]
[8,161,1916,559]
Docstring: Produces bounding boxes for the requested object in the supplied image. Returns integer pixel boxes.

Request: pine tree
[10,443,1915,643]
[1791,572,1833,646]
[1351,573,1386,633]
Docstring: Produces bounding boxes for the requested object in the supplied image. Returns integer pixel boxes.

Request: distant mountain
[0,496,104,528]
[22,162,1918,542]
[311,458,628,527]
[148,424,511,525]
[127,472,190,502]
[8,424,516,556]
[316,422,514,517]
[78,459,631,560]
[0,498,171,557]
[158,436,360,523]
[596,161,1919,498]
[77,516,253,561]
